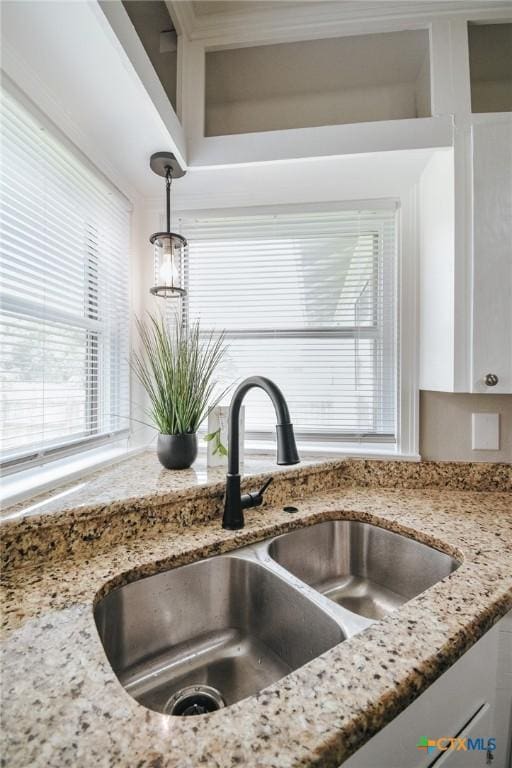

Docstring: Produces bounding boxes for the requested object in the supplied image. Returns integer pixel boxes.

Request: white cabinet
[434,704,492,768]
[471,118,512,394]
[343,612,512,768]
[419,113,512,394]
[419,14,512,395]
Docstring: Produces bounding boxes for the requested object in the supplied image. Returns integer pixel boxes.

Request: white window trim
[179,198,419,459]
[398,186,420,459]
[244,442,420,461]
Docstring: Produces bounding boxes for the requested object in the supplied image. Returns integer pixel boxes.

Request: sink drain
[165,685,226,716]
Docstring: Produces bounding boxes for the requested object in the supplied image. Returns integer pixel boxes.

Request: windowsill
[0,439,144,508]
[245,439,420,461]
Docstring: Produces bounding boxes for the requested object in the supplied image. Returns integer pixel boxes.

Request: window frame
[0,79,132,477]
[180,199,419,458]
[0,292,130,474]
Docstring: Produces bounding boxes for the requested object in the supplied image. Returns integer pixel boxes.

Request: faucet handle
[241,476,274,510]
[257,477,273,497]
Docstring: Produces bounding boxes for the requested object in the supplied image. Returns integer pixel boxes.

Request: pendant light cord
[165,166,172,233]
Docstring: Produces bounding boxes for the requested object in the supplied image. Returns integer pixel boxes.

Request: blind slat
[183,207,397,441]
[0,88,131,467]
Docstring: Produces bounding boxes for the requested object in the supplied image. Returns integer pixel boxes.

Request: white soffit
[170,147,440,210]
[1,0,186,199]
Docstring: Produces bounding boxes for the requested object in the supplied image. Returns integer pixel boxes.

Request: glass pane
[213,336,393,437]
[0,314,89,456]
[188,233,379,330]
[185,208,397,441]
[0,86,130,466]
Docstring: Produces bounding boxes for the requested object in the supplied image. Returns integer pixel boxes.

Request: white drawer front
[342,625,499,768]
[433,703,492,768]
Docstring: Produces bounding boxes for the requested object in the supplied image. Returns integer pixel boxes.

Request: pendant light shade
[149,152,187,298]
[150,232,186,298]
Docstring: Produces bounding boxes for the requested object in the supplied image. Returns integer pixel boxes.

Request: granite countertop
[1,456,511,767]
[1,451,326,523]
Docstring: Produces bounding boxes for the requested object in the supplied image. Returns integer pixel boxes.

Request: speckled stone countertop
[1,455,511,767]
[2,451,325,523]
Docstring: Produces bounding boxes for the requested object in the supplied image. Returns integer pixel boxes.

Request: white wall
[207,82,420,136]
[471,80,512,113]
[420,391,512,462]
[468,21,512,113]
[121,0,178,112]
[415,52,431,118]
[205,28,430,136]
[128,205,158,451]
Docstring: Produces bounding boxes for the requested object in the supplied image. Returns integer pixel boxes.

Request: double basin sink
[94,520,459,717]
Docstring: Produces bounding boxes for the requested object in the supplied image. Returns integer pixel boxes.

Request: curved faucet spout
[222,376,300,530]
[227,376,298,474]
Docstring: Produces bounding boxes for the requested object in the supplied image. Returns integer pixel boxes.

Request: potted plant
[132,312,228,469]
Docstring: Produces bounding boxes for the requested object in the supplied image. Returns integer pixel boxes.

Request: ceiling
[191,1,307,16]
[171,1,512,42]
[190,0,509,18]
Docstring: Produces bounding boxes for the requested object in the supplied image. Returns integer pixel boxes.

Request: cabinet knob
[485,373,499,387]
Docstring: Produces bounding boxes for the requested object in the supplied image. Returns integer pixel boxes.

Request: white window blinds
[0,86,130,469]
[183,206,398,443]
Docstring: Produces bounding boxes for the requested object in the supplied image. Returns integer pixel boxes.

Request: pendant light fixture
[149,152,187,298]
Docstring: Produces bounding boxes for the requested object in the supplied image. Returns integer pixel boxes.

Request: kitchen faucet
[222,376,300,530]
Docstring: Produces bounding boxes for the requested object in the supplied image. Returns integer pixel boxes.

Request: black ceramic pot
[157,433,198,470]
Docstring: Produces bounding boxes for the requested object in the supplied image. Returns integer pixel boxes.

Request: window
[183,205,398,446]
[0,85,130,471]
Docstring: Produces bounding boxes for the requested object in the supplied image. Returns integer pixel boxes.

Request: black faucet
[222,376,300,530]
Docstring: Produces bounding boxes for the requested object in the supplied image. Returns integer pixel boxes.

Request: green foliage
[131,313,229,436]
[204,427,228,457]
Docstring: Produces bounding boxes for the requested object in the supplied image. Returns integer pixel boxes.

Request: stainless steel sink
[268,521,460,620]
[94,554,345,715]
[94,520,460,716]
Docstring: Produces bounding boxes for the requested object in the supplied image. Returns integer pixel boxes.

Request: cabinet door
[471,118,512,394]
[433,703,492,768]
[341,625,498,768]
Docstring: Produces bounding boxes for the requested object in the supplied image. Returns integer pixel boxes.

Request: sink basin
[94,555,344,715]
[95,520,460,716]
[268,521,460,620]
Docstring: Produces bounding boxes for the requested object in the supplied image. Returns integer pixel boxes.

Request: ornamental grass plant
[132,312,229,436]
